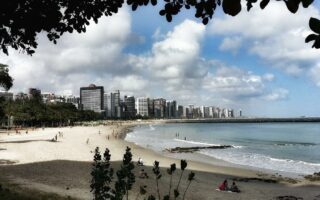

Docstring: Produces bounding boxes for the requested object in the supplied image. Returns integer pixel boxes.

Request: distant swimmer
[184,137,186,141]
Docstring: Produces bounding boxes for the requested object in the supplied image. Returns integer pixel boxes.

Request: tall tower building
[154,98,166,119]
[110,90,120,118]
[124,96,136,118]
[136,97,149,117]
[80,84,104,113]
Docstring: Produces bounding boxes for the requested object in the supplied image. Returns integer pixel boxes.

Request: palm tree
[0,64,13,90]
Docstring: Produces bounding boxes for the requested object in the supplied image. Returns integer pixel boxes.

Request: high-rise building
[110,90,120,118]
[204,106,210,118]
[177,105,183,118]
[148,98,154,118]
[104,93,112,118]
[124,96,136,118]
[136,97,149,117]
[166,100,177,119]
[188,104,194,118]
[80,84,104,113]
[182,107,189,118]
[154,98,166,118]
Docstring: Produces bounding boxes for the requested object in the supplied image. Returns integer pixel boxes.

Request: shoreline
[0,121,319,199]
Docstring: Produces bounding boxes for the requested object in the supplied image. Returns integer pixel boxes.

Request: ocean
[125,123,320,176]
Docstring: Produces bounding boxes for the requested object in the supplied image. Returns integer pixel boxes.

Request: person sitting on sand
[230,181,240,193]
[137,157,144,166]
[139,169,148,179]
[218,179,228,191]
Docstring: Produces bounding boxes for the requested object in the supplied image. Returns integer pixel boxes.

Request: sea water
[125,123,320,175]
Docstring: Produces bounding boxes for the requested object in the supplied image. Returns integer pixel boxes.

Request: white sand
[0,123,259,177]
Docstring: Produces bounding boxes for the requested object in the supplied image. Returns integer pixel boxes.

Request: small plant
[90,147,195,200]
[152,161,162,200]
[90,147,114,200]
[174,160,187,200]
[113,146,135,200]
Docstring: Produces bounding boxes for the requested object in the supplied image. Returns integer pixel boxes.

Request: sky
[1,1,320,117]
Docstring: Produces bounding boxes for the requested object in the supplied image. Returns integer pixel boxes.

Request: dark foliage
[1,98,102,127]
[112,146,135,200]
[0,0,317,56]
[91,147,114,200]
[0,64,13,90]
[306,17,320,49]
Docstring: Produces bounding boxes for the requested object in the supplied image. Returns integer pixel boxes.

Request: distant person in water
[218,179,228,191]
[184,137,186,141]
[230,181,240,193]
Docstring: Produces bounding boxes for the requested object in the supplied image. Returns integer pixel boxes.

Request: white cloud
[263,88,289,101]
[309,64,320,87]
[219,36,242,54]
[203,66,265,99]
[0,8,136,95]
[262,73,275,81]
[210,1,320,78]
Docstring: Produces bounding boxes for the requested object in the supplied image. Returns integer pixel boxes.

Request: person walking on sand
[86,138,89,144]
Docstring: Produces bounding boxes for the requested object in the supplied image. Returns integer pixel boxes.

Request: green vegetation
[91,147,195,200]
[0,97,102,127]
[0,64,13,90]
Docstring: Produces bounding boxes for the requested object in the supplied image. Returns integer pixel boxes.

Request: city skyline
[1,2,320,117]
[1,85,237,119]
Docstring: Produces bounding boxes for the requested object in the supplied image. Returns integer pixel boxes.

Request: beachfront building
[124,96,136,118]
[154,98,166,119]
[0,91,13,101]
[177,105,183,118]
[80,84,104,113]
[148,98,154,118]
[110,90,121,118]
[166,100,177,119]
[104,93,112,118]
[136,97,149,117]
[182,107,189,119]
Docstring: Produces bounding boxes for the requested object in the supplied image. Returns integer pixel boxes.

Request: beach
[0,121,320,199]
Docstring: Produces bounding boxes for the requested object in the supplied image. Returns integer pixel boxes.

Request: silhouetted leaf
[305,34,318,43]
[302,0,314,8]
[310,17,320,34]
[151,0,157,6]
[285,0,300,13]
[166,14,172,22]
[260,0,270,9]
[222,0,242,16]
[159,9,166,16]
[202,17,209,25]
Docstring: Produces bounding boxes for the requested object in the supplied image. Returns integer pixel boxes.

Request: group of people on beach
[218,179,240,193]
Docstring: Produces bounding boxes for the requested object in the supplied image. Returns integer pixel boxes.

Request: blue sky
[1,1,320,117]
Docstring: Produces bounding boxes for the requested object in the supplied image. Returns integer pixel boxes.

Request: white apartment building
[136,97,149,117]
